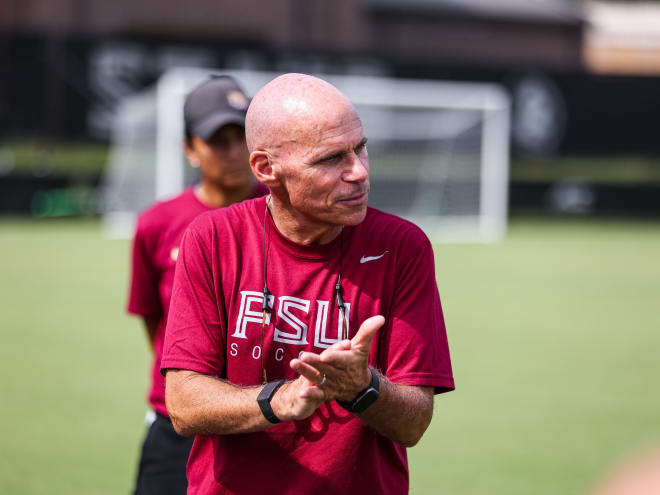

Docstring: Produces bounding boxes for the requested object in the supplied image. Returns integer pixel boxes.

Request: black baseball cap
[184,75,250,140]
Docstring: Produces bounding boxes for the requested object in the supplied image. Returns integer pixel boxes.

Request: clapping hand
[290,315,384,402]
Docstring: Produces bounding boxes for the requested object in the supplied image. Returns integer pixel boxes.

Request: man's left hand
[290,315,384,402]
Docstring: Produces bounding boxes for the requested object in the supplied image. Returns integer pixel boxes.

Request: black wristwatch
[336,368,380,413]
[257,380,285,424]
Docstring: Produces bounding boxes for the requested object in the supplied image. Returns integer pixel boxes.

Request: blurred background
[1,0,659,494]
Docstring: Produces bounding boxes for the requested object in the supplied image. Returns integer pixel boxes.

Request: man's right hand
[270,376,325,422]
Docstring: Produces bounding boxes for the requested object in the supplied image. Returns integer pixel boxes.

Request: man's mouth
[337,190,369,206]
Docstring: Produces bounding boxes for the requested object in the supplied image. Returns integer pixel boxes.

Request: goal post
[101,68,510,242]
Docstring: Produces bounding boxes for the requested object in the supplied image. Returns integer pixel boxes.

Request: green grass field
[1,218,659,495]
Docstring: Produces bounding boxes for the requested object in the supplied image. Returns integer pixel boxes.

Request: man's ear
[250,150,280,187]
[184,138,200,168]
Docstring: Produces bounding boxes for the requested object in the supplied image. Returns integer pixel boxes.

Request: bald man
[161,74,454,494]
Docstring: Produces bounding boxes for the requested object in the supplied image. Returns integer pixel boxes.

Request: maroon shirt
[162,196,454,495]
[127,184,267,416]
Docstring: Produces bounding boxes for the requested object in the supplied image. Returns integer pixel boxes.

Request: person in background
[127,75,267,495]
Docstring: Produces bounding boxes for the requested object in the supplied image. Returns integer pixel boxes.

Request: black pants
[134,413,194,495]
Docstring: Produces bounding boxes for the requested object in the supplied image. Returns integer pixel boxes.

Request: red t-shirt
[162,195,454,495]
[127,185,267,416]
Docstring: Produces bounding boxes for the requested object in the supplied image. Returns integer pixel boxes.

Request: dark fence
[0,174,99,217]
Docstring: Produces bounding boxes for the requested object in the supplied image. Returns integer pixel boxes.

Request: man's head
[184,76,252,190]
[246,73,369,232]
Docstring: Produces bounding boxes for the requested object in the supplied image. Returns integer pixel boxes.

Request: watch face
[353,388,379,414]
[336,369,380,413]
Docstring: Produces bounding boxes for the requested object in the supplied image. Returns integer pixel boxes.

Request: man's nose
[344,152,369,183]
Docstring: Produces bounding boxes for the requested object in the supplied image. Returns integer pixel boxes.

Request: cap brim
[192,111,246,140]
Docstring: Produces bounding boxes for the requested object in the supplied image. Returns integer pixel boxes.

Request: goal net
[101,68,510,242]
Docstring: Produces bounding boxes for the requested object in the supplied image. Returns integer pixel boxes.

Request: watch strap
[257,380,285,424]
[336,368,380,413]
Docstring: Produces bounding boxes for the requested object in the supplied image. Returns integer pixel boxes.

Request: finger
[318,348,356,365]
[303,349,355,372]
[298,341,349,366]
[298,351,322,361]
[301,360,344,380]
[298,352,323,366]
[351,315,385,351]
[300,350,339,366]
[299,352,341,371]
[301,349,348,367]
[298,385,325,401]
[298,354,345,378]
[295,352,328,375]
[290,358,324,384]
[325,339,351,353]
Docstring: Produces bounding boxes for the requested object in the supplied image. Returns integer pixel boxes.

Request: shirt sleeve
[160,219,225,376]
[379,230,454,394]
[127,219,162,317]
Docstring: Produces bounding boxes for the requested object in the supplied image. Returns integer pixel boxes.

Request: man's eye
[320,154,341,163]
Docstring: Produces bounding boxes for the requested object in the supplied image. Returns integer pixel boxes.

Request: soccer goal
[101,68,510,242]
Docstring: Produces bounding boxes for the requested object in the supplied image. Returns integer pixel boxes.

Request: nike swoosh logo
[360,251,388,264]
